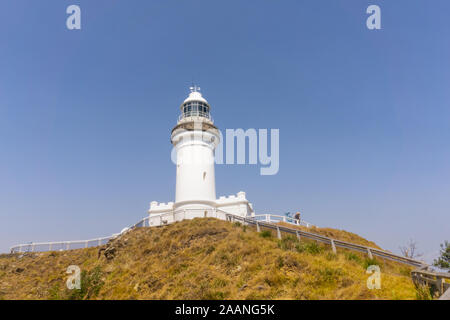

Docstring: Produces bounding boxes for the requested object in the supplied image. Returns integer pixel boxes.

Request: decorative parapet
[148,201,174,214]
[216,191,248,204]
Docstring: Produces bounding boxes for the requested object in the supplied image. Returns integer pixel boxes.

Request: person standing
[294,211,301,224]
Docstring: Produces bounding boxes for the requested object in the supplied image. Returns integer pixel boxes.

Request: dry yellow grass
[0,218,419,300]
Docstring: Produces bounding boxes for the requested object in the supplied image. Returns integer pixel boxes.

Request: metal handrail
[178,111,212,122]
[223,212,427,268]
[411,269,450,297]
[252,214,315,228]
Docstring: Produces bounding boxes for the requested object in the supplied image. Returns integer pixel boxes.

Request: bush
[362,258,380,270]
[48,283,62,300]
[415,284,433,300]
[295,241,322,255]
[277,235,298,251]
[318,267,342,285]
[345,252,361,263]
[67,266,104,300]
[260,231,272,238]
[433,241,450,271]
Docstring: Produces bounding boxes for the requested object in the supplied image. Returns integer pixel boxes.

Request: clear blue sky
[0,1,449,261]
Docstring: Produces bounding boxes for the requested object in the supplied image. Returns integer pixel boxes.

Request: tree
[433,241,450,271]
[399,239,423,259]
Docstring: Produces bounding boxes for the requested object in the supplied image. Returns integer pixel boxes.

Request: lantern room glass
[181,101,211,119]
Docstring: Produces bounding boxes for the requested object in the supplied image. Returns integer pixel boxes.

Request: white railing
[9,209,311,254]
[178,111,213,122]
[226,213,427,269]
[10,236,113,254]
[252,214,315,228]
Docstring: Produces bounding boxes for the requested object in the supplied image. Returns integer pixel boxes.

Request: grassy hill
[0,218,421,300]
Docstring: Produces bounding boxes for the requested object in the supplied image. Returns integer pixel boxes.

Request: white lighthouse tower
[172,86,220,209]
[148,87,254,222]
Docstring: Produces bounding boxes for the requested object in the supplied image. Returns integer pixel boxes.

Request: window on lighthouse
[182,102,210,119]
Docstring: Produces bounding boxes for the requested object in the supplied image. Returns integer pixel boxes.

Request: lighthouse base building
[147,87,254,225]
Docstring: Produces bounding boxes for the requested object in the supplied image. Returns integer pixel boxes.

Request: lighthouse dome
[183,91,208,105]
[178,86,212,122]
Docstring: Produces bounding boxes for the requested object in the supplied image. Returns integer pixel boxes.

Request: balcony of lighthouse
[178,101,213,123]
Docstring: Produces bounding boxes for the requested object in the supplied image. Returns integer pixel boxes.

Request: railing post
[331,239,337,254]
[256,222,261,233]
[367,248,373,259]
[276,226,282,239]
[436,277,443,295]
[296,230,301,241]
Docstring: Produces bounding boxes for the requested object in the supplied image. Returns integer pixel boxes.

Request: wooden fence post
[436,277,444,295]
[331,239,337,254]
[276,226,282,239]
[367,248,373,259]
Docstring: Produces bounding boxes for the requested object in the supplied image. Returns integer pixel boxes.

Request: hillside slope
[0,218,418,300]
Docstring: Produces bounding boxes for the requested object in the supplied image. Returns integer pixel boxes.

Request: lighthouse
[148,87,254,222]
[172,86,220,208]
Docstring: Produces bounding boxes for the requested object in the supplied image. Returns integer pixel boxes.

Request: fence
[411,269,450,298]
[9,236,113,254]
[224,213,426,268]
[253,214,315,228]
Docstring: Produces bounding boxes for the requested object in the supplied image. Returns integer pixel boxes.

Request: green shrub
[277,256,284,268]
[260,230,272,238]
[67,266,104,300]
[318,267,342,285]
[415,284,433,300]
[362,258,380,270]
[48,283,62,300]
[277,235,298,251]
[295,241,322,255]
[345,252,361,263]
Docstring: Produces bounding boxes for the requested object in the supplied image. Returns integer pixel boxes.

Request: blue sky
[0,1,449,261]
